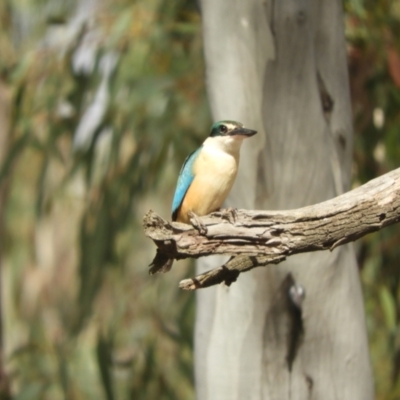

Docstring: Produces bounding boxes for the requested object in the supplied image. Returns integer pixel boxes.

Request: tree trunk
[195,1,374,399]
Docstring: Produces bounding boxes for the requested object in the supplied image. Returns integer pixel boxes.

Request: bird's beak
[229,127,257,137]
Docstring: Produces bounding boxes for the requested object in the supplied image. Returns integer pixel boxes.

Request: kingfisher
[172,120,257,224]
[151,121,257,273]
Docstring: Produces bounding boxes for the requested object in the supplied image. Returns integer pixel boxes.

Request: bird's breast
[177,148,239,222]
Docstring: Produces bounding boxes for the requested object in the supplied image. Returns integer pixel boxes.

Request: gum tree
[195,1,373,398]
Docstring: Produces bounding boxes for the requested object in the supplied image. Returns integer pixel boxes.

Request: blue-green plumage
[172,146,202,221]
[152,120,257,273]
[170,120,257,224]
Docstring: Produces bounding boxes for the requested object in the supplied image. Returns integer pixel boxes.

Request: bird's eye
[219,125,228,134]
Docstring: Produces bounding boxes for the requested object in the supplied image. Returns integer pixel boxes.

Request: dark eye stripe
[219,125,228,134]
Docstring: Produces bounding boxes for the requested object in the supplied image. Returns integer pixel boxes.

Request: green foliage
[1,0,207,398]
[346,0,400,398]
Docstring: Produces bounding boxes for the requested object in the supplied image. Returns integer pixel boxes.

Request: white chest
[194,146,239,193]
[178,144,241,220]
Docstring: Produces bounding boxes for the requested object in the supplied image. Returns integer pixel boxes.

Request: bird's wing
[171,147,202,221]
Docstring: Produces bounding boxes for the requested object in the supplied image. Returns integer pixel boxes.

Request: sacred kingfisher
[152,120,257,273]
[172,120,257,223]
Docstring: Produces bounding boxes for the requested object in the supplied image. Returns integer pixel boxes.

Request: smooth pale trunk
[195,1,374,399]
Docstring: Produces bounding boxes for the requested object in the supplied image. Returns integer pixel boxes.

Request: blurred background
[0,0,399,399]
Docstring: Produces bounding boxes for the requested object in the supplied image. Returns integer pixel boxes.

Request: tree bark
[145,165,400,268]
[195,0,374,399]
[145,166,400,288]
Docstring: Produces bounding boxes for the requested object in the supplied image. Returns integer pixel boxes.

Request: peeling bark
[145,166,400,287]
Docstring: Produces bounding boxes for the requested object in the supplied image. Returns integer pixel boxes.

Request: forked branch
[143,168,400,290]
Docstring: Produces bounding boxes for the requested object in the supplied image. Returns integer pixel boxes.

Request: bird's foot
[188,211,208,235]
[220,207,238,224]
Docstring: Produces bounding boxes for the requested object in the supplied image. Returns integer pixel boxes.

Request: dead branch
[143,168,400,289]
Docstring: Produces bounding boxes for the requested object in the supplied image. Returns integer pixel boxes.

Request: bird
[150,120,257,274]
[172,120,257,223]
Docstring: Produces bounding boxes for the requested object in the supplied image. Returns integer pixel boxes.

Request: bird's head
[209,121,257,139]
[206,121,257,153]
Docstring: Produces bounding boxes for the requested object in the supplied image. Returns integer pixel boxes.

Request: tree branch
[144,168,400,289]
